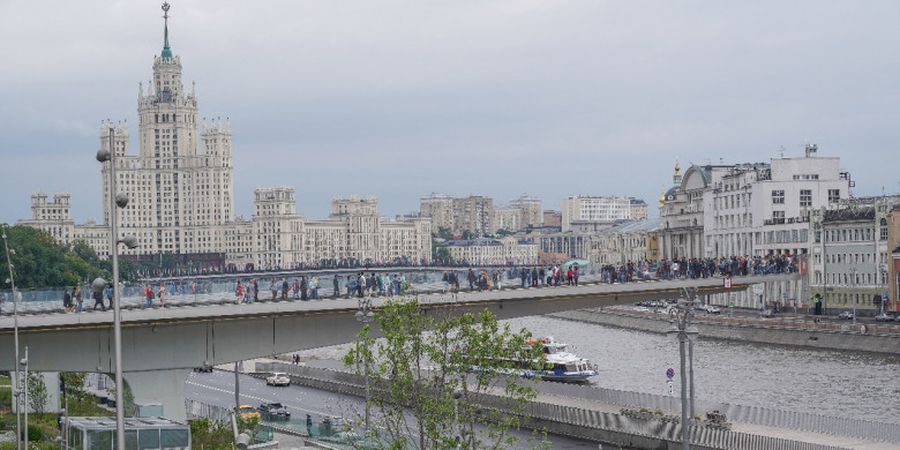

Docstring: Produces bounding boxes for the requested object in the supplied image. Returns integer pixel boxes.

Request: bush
[21,424,43,442]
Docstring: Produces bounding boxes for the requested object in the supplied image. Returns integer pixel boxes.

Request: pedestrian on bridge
[332,276,340,299]
[157,284,167,308]
[92,288,106,311]
[270,279,278,301]
[235,281,244,304]
[63,288,73,313]
[74,286,84,313]
[145,284,155,308]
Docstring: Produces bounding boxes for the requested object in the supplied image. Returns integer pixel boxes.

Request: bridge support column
[124,369,191,422]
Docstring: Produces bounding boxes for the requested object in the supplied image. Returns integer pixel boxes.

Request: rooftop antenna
[161,3,172,59]
[779,145,786,158]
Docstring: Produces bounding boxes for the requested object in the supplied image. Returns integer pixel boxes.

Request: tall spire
[161,2,172,60]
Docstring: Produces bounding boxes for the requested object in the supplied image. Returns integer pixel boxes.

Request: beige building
[223,191,432,270]
[418,193,454,232]
[589,219,663,265]
[93,10,234,262]
[445,237,537,266]
[18,193,76,245]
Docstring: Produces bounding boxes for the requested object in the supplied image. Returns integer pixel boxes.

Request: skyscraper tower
[101,2,234,260]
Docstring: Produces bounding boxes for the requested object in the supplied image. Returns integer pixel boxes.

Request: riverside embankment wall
[255,362,849,450]
[549,309,900,356]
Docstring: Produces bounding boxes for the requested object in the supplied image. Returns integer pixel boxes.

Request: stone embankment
[549,308,900,356]
[255,361,866,450]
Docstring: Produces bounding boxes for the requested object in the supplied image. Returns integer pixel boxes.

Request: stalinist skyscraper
[101,2,234,262]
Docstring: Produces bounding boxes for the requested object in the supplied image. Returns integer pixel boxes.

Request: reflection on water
[506,315,900,424]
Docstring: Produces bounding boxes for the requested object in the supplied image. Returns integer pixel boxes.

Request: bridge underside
[0,277,774,374]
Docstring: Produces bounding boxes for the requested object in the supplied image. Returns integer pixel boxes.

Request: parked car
[895,315,900,323]
[237,405,261,421]
[874,313,894,322]
[760,309,775,318]
[704,305,721,314]
[838,311,855,320]
[192,365,213,373]
[259,402,291,420]
[266,372,291,387]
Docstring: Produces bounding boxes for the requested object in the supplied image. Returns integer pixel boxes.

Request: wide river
[301,314,899,425]
[507,315,900,424]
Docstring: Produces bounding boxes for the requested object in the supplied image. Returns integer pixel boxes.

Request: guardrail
[607,308,900,339]
[256,362,855,450]
[531,376,900,444]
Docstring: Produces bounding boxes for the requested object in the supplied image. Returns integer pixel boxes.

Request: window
[772,211,785,224]
[828,189,840,203]
[800,189,812,207]
[771,190,785,204]
[882,218,889,240]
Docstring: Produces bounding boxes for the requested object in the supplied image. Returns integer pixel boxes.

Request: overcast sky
[1,0,898,224]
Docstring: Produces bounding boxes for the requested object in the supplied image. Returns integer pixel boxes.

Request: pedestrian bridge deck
[0,273,795,333]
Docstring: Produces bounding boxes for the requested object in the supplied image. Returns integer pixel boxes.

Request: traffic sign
[882,292,889,301]
[666,367,675,379]
[723,276,732,289]
[667,379,674,396]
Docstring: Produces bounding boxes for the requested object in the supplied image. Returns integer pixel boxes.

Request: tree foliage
[1,225,112,289]
[28,373,48,414]
[343,299,548,450]
[189,418,235,450]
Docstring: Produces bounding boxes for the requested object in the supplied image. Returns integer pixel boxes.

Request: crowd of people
[56,254,799,312]
[233,272,413,304]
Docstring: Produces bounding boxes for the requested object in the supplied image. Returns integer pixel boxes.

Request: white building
[445,237,538,266]
[561,196,643,232]
[97,7,233,262]
[703,145,850,258]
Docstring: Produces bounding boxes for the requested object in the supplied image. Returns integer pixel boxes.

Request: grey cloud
[1,0,898,224]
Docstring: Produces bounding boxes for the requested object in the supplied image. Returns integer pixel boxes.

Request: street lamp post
[355,296,374,434]
[2,228,22,450]
[22,347,29,450]
[668,288,700,450]
[97,127,140,450]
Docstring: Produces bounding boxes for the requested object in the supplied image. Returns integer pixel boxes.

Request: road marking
[185,380,334,417]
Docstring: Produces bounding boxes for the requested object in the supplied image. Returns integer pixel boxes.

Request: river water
[300,314,899,425]
[506,315,900,425]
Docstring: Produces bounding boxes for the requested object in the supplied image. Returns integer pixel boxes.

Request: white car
[266,372,291,387]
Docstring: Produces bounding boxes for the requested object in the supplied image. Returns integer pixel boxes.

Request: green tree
[344,299,548,449]
[1,225,110,288]
[432,244,451,265]
[189,418,235,450]
[28,373,48,414]
[435,227,454,241]
[461,230,475,240]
